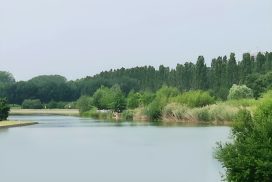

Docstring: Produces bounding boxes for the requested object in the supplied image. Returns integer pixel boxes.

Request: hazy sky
[1,0,272,81]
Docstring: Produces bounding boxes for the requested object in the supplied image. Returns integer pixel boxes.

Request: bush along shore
[77,85,271,125]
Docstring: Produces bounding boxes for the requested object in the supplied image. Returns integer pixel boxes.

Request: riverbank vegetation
[76,84,271,124]
[0,51,272,123]
[215,98,272,181]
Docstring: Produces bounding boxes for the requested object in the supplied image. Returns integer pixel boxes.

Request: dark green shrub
[0,98,10,121]
[215,101,272,181]
[46,101,68,109]
[145,100,162,121]
[22,99,43,109]
[46,100,57,109]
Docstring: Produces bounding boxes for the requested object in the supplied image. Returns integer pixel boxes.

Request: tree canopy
[0,71,15,85]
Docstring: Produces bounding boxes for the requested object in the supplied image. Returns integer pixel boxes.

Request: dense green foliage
[0,71,15,85]
[144,86,179,120]
[0,71,16,99]
[127,91,141,109]
[0,98,10,121]
[4,75,79,104]
[92,85,126,113]
[22,99,43,109]
[244,71,272,98]
[227,84,254,100]
[45,100,71,109]
[173,90,215,107]
[76,96,93,113]
[145,99,163,121]
[215,100,272,181]
[0,51,272,105]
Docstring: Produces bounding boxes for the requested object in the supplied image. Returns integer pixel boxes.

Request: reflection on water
[0,115,229,182]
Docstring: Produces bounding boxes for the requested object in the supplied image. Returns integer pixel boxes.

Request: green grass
[222,99,257,107]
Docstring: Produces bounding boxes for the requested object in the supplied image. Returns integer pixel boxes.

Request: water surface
[0,115,230,182]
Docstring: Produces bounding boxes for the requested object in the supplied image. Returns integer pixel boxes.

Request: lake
[0,115,230,182]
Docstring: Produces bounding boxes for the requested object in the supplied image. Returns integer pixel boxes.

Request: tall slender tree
[227,53,238,86]
[195,56,208,90]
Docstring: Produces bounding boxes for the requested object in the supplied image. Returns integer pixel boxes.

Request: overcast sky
[1,0,272,81]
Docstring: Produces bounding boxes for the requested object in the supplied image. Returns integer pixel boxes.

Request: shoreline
[82,110,233,126]
[9,109,231,126]
[10,109,80,116]
[0,121,38,129]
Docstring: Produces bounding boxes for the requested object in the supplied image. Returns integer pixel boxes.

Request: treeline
[0,51,272,105]
[0,74,80,104]
[78,51,272,99]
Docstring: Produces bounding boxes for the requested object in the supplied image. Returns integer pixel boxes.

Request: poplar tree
[227,53,238,87]
[195,56,208,90]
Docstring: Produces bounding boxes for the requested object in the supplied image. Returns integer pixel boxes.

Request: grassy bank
[80,99,259,125]
[0,121,38,128]
[10,109,80,116]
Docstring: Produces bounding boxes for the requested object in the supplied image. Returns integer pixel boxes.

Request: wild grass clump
[162,103,189,121]
[259,90,272,103]
[121,110,134,121]
[162,102,239,123]
[192,107,212,122]
[133,107,149,121]
[208,104,239,122]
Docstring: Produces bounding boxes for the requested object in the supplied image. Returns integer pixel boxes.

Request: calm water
[0,115,230,182]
